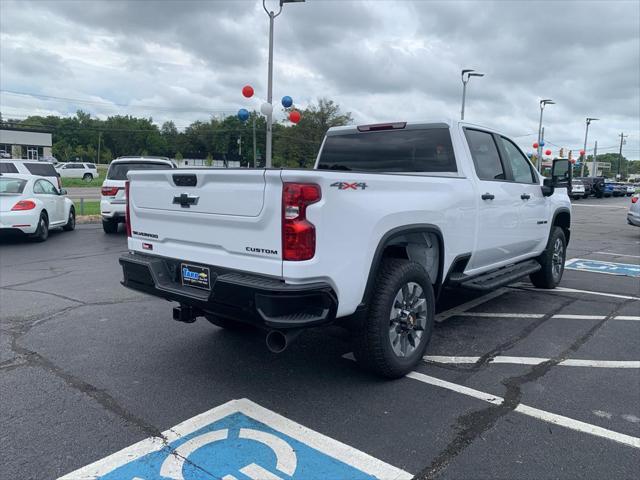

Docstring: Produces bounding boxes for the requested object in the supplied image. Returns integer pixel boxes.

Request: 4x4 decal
[330,181,368,190]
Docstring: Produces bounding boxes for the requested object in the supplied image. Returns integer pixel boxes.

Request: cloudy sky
[1,0,639,157]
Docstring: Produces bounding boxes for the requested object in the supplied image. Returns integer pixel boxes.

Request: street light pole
[263,0,305,168]
[617,132,628,178]
[581,117,598,177]
[536,99,554,171]
[460,69,484,120]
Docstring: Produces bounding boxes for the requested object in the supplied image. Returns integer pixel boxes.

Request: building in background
[0,128,52,159]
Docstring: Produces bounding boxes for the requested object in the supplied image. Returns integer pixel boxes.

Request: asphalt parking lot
[1,196,638,480]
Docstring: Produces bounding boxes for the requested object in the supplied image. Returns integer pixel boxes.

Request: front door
[496,135,548,252]
[35,179,64,224]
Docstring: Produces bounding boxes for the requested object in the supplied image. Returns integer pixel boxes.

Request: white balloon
[260,102,273,116]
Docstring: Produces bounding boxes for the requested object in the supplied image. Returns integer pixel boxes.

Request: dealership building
[0,128,53,159]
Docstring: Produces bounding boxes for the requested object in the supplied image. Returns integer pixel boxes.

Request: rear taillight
[125,181,131,237]
[282,183,321,261]
[101,186,120,196]
[11,200,36,211]
[632,196,639,204]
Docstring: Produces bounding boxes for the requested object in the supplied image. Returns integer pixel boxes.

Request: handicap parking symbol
[564,258,640,278]
[60,399,411,480]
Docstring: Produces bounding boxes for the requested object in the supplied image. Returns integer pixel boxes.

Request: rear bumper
[100,199,126,220]
[119,252,338,329]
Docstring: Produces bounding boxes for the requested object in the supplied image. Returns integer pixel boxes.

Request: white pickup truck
[119,120,571,377]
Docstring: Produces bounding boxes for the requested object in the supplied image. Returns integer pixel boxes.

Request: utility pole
[617,132,628,178]
[97,131,101,164]
[252,116,257,168]
[237,136,242,157]
[591,140,598,176]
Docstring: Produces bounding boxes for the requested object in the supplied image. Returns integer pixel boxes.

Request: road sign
[565,258,640,278]
[595,162,611,170]
[60,399,412,480]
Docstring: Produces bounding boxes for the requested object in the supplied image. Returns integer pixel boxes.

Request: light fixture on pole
[460,69,484,120]
[581,117,598,177]
[536,99,554,171]
[262,0,305,168]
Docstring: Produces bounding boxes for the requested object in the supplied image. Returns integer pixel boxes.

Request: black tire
[530,226,566,289]
[353,258,435,378]
[205,314,252,331]
[62,207,76,231]
[33,212,49,242]
[102,219,118,234]
[83,173,93,182]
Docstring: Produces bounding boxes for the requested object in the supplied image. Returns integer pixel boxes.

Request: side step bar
[453,259,541,291]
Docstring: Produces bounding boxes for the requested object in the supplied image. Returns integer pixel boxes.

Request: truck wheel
[354,258,435,378]
[530,226,566,289]
[205,315,252,331]
[102,219,118,234]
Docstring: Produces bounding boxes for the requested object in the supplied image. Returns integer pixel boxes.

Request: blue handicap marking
[59,399,411,480]
[565,258,640,278]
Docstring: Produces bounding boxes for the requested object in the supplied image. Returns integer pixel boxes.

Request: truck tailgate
[127,169,283,277]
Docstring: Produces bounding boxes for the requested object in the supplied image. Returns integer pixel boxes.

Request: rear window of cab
[317,128,457,173]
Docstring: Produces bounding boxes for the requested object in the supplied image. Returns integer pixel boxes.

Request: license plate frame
[180,263,211,290]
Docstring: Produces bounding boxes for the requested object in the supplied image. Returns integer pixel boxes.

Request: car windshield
[0,178,28,194]
[107,162,170,180]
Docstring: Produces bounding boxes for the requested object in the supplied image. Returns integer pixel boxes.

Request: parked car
[0,159,62,190]
[626,184,636,197]
[603,181,615,197]
[612,183,627,197]
[56,162,98,182]
[574,177,592,198]
[571,179,585,200]
[0,174,75,241]
[119,120,572,378]
[580,176,605,198]
[628,194,640,227]
[100,157,176,233]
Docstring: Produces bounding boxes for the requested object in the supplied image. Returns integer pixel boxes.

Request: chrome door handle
[481,193,495,200]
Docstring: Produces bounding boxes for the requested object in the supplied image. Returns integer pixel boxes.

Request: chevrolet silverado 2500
[119,120,572,378]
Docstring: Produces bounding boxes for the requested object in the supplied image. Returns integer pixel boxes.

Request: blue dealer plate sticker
[181,263,211,290]
[59,399,412,480]
[565,258,640,278]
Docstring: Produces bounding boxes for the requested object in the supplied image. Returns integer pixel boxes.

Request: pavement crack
[414,298,634,480]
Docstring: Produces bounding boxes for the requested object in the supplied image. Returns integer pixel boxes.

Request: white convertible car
[0,174,76,241]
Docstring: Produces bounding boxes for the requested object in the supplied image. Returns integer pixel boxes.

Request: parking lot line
[595,251,640,260]
[424,356,640,368]
[452,312,639,321]
[406,371,640,449]
[513,284,640,301]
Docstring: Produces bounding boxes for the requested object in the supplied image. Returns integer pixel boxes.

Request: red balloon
[289,110,301,124]
[570,159,576,164]
[242,85,254,98]
[579,149,585,156]
[545,149,552,156]
[532,142,539,149]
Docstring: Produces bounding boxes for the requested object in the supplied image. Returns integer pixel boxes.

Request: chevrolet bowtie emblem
[173,193,199,208]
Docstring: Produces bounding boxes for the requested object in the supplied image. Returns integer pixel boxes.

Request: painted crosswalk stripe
[424,356,640,368]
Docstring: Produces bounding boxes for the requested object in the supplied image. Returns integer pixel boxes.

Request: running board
[455,260,541,291]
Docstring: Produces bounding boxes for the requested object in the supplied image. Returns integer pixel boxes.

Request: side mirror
[59,188,68,195]
[551,158,572,189]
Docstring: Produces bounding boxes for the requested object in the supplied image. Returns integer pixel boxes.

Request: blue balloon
[281,96,293,108]
[539,141,545,147]
[237,108,249,122]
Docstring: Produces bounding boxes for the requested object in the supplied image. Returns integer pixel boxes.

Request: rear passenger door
[496,135,548,251]
[464,128,527,269]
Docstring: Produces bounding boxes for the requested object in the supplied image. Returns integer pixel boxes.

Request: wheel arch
[361,224,445,307]
[552,208,571,245]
